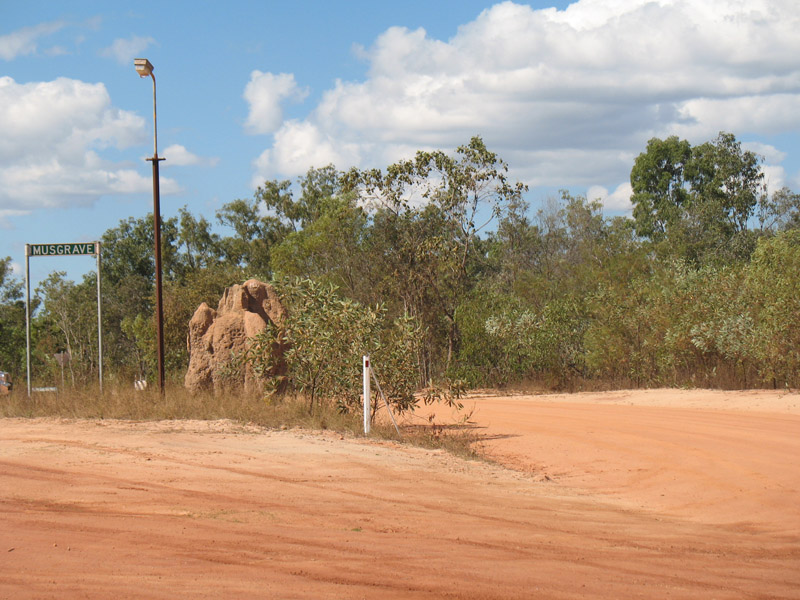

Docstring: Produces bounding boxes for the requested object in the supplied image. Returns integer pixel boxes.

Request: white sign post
[25,243,103,397]
[363,355,371,434]
[361,356,401,437]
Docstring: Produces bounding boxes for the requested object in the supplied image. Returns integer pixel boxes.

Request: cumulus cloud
[0,21,64,60]
[743,142,787,165]
[252,121,361,187]
[161,144,219,168]
[739,142,788,195]
[243,71,308,135]
[100,35,156,66]
[0,76,180,215]
[759,164,787,196]
[587,183,633,213]
[248,0,800,211]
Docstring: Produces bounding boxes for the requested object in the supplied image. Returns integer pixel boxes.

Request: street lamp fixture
[134,57,166,394]
[134,58,153,77]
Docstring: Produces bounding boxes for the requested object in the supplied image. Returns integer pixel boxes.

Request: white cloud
[668,95,800,142]
[586,185,609,203]
[100,35,156,66]
[161,144,219,168]
[243,71,308,135]
[252,121,361,187]
[738,141,787,195]
[0,21,64,60]
[248,0,800,197]
[742,142,787,165]
[760,164,787,195]
[0,76,183,214]
[0,77,144,159]
[587,182,633,213]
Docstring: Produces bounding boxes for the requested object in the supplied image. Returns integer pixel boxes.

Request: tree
[240,278,421,416]
[270,194,371,299]
[277,164,342,231]
[177,206,224,274]
[487,194,541,292]
[453,286,534,386]
[758,187,800,232]
[687,133,764,235]
[0,257,26,377]
[344,137,527,376]
[630,132,767,263]
[34,272,100,385]
[100,214,181,288]
[216,195,282,276]
[216,166,345,277]
[98,215,180,379]
[742,230,800,386]
[630,135,692,241]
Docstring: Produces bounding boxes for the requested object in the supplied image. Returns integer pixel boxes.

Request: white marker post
[363,355,371,434]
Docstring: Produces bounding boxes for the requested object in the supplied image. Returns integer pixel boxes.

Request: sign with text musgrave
[28,243,97,257]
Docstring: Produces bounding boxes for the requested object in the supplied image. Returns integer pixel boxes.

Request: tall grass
[0,383,482,460]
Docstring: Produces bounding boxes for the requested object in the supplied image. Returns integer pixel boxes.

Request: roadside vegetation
[3,132,800,429]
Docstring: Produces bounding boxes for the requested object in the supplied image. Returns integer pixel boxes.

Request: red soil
[2,389,799,598]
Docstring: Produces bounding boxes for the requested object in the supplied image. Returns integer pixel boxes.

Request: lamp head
[134,58,154,78]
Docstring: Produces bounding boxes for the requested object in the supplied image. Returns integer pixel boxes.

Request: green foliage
[0,257,26,377]
[630,135,693,240]
[241,278,421,416]
[176,206,225,273]
[217,165,346,277]
[16,134,800,395]
[216,195,279,276]
[758,187,800,232]
[34,271,101,385]
[270,193,370,298]
[0,257,22,304]
[344,136,528,377]
[742,231,800,386]
[454,284,589,388]
[452,288,526,386]
[631,132,766,264]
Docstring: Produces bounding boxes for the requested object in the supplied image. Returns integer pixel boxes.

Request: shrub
[241,278,421,416]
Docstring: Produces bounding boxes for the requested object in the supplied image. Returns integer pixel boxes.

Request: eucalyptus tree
[343,137,527,376]
[217,165,346,278]
[630,132,767,264]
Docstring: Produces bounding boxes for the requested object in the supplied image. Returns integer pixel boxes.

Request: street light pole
[134,58,166,394]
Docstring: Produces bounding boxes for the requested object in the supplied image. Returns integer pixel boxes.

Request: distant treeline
[2,133,800,393]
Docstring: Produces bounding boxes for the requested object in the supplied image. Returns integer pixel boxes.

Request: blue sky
[3,0,799,290]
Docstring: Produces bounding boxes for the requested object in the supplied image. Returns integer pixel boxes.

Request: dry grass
[0,384,484,460]
[383,422,484,460]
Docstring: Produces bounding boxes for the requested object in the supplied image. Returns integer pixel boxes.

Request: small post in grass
[363,355,371,434]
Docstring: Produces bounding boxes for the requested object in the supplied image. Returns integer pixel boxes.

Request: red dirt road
[2,389,799,599]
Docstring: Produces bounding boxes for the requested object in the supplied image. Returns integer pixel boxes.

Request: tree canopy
[5,132,800,396]
[631,132,767,263]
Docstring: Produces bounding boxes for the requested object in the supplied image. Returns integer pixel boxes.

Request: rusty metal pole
[149,152,166,394]
[136,59,166,394]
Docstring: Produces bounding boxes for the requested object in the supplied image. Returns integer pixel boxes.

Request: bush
[241,278,422,417]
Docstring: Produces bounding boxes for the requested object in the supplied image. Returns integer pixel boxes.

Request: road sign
[27,243,98,257]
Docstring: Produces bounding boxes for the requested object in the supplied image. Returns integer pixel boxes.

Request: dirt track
[1,389,799,599]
